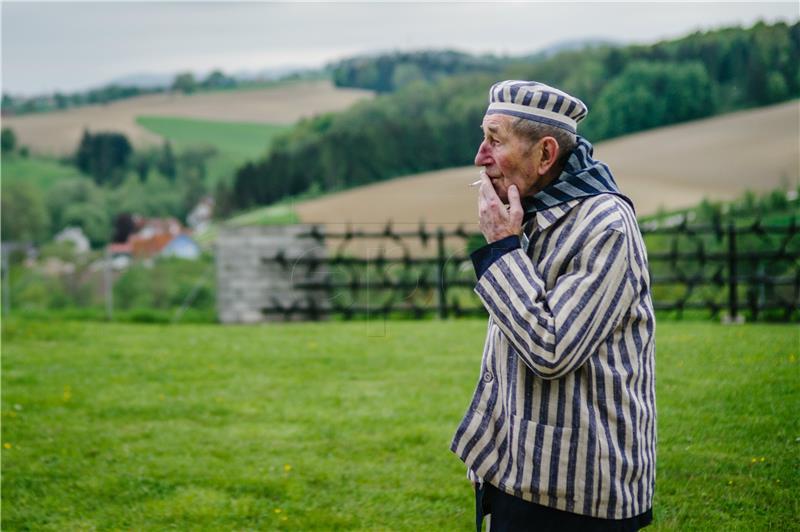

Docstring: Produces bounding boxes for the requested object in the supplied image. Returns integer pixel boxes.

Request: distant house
[133,217,183,242]
[130,232,175,257]
[108,216,199,263]
[160,234,201,260]
[54,227,90,254]
[109,242,133,255]
[126,217,183,258]
[187,196,214,232]
[108,242,133,270]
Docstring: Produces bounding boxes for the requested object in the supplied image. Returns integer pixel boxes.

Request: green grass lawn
[1,320,797,531]
[1,154,86,192]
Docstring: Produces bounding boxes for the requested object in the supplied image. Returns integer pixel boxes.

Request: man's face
[474,114,543,204]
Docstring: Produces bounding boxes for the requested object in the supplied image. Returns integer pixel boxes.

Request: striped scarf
[522,136,633,220]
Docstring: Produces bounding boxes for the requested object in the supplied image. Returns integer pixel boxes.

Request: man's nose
[474,141,491,167]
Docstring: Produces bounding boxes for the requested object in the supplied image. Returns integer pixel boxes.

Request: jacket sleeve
[469,235,521,279]
[474,227,634,380]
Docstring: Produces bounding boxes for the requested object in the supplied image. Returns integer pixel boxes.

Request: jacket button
[483,372,493,383]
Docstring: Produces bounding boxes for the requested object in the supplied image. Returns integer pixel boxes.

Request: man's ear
[537,136,560,176]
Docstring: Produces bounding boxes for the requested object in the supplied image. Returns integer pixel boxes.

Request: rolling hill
[0,155,86,191]
[2,80,373,156]
[293,100,800,231]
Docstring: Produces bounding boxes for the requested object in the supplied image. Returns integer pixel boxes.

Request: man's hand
[478,172,524,243]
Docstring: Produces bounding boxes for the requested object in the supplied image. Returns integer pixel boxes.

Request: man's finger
[507,184,524,224]
[478,170,499,202]
[477,192,486,217]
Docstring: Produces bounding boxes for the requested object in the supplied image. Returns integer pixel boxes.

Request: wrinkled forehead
[480,113,515,135]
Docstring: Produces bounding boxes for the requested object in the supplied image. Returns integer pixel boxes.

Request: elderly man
[451,80,656,532]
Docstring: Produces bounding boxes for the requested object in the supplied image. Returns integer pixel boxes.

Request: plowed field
[295,100,800,226]
[3,80,372,155]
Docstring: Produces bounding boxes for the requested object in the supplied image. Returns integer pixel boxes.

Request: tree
[46,178,105,233]
[227,21,798,213]
[112,213,136,243]
[177,147,211,218]
[74,130,133,186]
[107,173,180,219]
[157,141,177,180]
[139,173,183,217]
[54,92,69,109]
[62,202,111,247]
[213,181,235,219]
[74,129,92,172]
[1,182,50,243]
[202,70,235,89]
[766,71,789,103]
[129,151,153,182]
[590,61,717,139]
[391,63,425,90]
[172,72,197,94]
[1,127,17,153]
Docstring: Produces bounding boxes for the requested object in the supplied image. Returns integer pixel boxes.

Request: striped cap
[486,80,588,134]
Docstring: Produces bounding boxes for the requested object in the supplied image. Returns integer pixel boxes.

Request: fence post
[104,246,114,321]
[436,228,448,319]
[727,222,738,322]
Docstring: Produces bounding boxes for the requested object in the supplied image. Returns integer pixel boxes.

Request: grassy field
[1,319,797,531]
[136,115,292,185]
[2,80,372,156]
[135,116,291,159]
[1,154,86,192]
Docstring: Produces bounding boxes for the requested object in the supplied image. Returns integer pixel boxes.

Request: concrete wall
[215,225,328,323]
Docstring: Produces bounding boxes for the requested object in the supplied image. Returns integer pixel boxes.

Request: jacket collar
[521,136,633,227]
[532,199,582,231]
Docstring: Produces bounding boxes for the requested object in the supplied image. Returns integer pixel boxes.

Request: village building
[109,216,201,266]
[54,227,90,254]
[187,196,214,233]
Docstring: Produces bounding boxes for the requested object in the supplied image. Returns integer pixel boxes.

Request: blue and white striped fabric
[522,135,631,216]
[487,80,588,134]
[450,191,656,520]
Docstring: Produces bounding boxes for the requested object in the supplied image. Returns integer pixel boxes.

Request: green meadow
[136,116,292,185]
[1,154,86,192]
[2,319,797,531]
[135,116,290,158]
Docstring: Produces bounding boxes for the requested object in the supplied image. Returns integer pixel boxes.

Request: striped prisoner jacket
[450,192,656,520]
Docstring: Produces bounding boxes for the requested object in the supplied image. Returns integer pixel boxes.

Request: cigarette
[470,170,488,187]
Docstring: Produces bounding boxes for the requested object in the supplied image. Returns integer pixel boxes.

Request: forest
[230,21,799,210]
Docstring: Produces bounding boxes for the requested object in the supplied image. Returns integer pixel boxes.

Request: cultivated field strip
[295,100,800,226]
[4,80,372,155]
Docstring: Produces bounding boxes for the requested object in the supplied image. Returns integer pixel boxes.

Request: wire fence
[260,217,800,322]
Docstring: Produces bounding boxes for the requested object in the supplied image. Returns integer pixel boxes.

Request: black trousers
[475,482,653,532]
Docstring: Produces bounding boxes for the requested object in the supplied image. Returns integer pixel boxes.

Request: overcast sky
[2,1,798,95]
